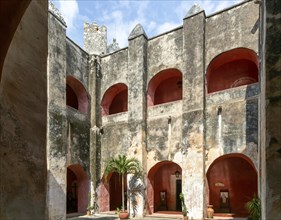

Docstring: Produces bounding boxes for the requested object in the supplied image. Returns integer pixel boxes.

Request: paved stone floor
[67,213,247,220]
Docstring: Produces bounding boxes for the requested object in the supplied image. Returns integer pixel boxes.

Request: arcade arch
[206,154,258,217]
[147,69,182,106]
[206,48,259,94]
[101,83,128,116]
[66,76,89,114]
[66,164,89,214]
[147,161,182,214]
[99,172,127,212]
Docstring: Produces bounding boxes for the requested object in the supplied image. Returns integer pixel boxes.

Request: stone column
[46,6,68,220]
[127,24,148,218]
[260,1,281,219]
[182,11,206,219]
[88,54,102,211]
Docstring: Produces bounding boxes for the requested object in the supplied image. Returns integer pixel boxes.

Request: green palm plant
[245,194,261,220]
[104,154,141,212]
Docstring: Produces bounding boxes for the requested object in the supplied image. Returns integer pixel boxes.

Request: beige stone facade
[0,0,280,220]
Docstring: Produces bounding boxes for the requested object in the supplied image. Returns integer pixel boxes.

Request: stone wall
[205,84,259,170]
[91,1,261,219]
[65,38,90,172]
[205,1,259,65]
[46,10,68,220]
[47,10,91,218]
[66,38,89,88]
[0,1,48,219]
[260,0,281,219]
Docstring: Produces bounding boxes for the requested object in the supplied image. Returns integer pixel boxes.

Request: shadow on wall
[128,173,145,217]
[47,171,67,219]
[244,83,259,167]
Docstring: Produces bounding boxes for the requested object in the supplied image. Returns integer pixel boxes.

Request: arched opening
[99,172,127,212]
[0,0,31,80]
[206,48,259,94]
[66,76,89,114]
[66,164,89,214]
[147,68,183,106]
[147,161,182,214]
[101,83,128,116]
[206,154,258,217]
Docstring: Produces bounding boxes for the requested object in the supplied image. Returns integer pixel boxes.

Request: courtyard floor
[67,212,247,220]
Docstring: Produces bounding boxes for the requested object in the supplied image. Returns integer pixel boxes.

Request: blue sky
[52,0,243,49]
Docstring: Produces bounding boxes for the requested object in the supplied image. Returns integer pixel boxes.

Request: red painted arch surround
[206,153,257,217]
[101,83,128,116]
[147,68,183,106]
[66,76,89,114]
[206,48,259,94]
[147,161,182,214]
[67,164,89,213]
[99,172,127,212]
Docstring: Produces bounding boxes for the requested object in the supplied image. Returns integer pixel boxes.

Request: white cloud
[147,21,157,34]
[98,1,150,48]
[155,22,180,35]
[175,0,243,20]
[58,0,79,30]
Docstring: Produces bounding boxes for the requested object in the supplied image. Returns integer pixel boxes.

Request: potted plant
[245,194,261,220]
[179,193,189,220]
[87,205,94,216]
[104,154,142,219]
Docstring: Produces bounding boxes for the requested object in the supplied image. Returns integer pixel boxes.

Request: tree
[104,154,142,212]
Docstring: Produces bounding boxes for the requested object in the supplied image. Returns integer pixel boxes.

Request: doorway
[176,179,182,211]
[147,161,182,214]
[66,164,89,214]
[206,154,257,216]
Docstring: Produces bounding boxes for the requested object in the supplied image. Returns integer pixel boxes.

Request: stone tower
[84,22,107,55]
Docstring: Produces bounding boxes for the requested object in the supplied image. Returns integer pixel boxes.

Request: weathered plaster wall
[205,1,259,65]
[66,110,90,169]
[260,0,281,219]
[0,1,48,219]
[46,11,68,220]
[147,28,183,76]
[204,2,260,214]
[98,49,130,213]
[146,28,184,168]
[127,32,148,217]
[66,39,89,89]
[181,11,205,219]
[99,49,130,163]
[101,49,128,94]
[146,28,185,216]
[205,84,259,170]
[146,103,182,164]
[89,1,261,219]
[97,28,149,217]
[65,37,90,174]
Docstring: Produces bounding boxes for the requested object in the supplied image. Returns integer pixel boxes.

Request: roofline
[206,0,254,18]
[101,46,128,58]
[149,25,183,41]
[66,37,89,56]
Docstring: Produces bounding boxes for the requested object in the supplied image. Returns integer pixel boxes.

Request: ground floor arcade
[90,153,258,218]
